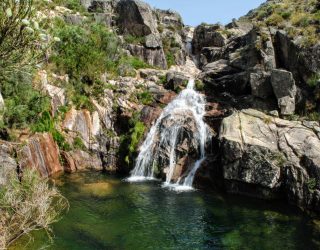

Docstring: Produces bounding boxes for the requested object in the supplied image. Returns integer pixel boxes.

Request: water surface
[12,172,320,249]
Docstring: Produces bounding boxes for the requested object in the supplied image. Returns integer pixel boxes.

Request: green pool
[12,172,320,249]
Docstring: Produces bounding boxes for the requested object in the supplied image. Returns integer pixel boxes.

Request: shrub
[1,72,51,130]
[0,0,43,75]
[165,52,175,68]
[266,13,284,26]
[52,23,121,81]
[123,35,145,45]
[291,12,310,27]
[0,169,69,249]
[125,121,145,165]
[137,91,154,105]
[74,136,86,150]
[307,73,320,87]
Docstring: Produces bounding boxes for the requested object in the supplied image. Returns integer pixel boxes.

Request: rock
[156,110,199,182]
[80,0,92,9]
[140,106,162,126]
[116,0,158,37]
[250,71,273,99]
[64,14,84,25]
[61,150,102,173]
[19,133,63,177]
[0,91,4,110]
[271,69,296,115]
[165,71,189,91]
[139,68,166,80]
[0,142,17,186]
[219,109,320,212]
[128,44,167,69]
[63,108,101,150]
[193,24,227,55]
[144,34,162,48]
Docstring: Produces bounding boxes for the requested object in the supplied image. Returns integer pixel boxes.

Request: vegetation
[248,0,320,47]
[137,91,154,105]
[0,0,43,75]
[0,169,68,249]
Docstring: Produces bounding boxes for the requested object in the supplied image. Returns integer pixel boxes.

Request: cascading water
[128,79,211,190]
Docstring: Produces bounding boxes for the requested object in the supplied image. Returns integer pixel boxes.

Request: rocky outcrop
[63,108,100,150]
[61,150,102,173]
[271,69,296,115]
[192,24,227,56]
[18,133,63,177]
[218,109,320,213]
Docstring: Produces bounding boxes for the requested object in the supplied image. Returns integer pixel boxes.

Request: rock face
[116,0,168,69]
[192,24,227,55]
[19,133,63,177]
[271,69,296,115]
[219,109,320,213]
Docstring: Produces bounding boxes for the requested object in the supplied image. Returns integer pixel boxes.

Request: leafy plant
[137,91,154,105]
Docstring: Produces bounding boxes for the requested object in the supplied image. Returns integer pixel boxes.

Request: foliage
[74,136,86,150]
[52,23,121,81]
[125,121,145,165]
[0,71,51,130]
[0,0,43,75]
[137,91,154,105]
[307,178,317,192]
[31,111,71,151]
[195,80,205,91]
[124,35,145,45]
[266,13,284,26]
[307,73,320,88]
[0,169,69,249]
[165,52,175,69]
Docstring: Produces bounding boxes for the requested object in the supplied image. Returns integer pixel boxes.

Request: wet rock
[140,106,162,126]
[271,69,296,115]
[62,150,102,173]
[19,133,63,177]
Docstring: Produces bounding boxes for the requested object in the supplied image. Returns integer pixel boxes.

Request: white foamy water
[127,79,211,190]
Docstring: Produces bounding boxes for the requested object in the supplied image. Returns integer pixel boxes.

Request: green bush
[307,73,320,87]
[52,23,121,81]
[266,13,284,26]
[137,91,154,105]
[1,72,51,130]
[124,35,145,45]
[125,121,145,165]
[74,136,86,150]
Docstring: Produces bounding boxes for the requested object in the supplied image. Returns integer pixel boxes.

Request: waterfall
[127,79,211,190]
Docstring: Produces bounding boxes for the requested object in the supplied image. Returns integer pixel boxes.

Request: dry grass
[0,169,69,249]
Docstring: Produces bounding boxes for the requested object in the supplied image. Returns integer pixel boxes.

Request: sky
[144,0,266,26]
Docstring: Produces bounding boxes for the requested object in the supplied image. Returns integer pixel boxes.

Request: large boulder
[219,109,320,213]
[127,44,167,69]
[192,24,227,55]
[116,0,158,37]
[271,69,296,115]
[18,133,63,177]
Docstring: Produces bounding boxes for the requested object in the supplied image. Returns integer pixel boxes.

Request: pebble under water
[11,172,320,250]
